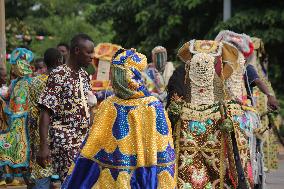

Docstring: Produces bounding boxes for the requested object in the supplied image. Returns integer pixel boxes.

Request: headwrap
[152,46,167,72]
[215,30,254,58]
[111,48,150,99]
[9,48,33,77]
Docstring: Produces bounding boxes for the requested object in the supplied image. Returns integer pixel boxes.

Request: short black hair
[57,42,70,50]
[34,58,45,69]
[70,33,94,54]
[44,48,62,69]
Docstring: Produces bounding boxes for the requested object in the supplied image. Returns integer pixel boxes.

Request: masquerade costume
[0,48,33,176]
[145,46,175,104]
[168,40,254,189]
[62,49,176,189]
[250,37,280,171]
[91,43,121,103]
[216,30,265,188]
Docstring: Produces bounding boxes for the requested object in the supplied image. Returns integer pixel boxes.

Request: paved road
[266,155,284,189]
[4,147,284,189]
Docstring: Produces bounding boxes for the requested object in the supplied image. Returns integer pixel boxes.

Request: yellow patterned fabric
[173,101,253,189]
[62,95,176,189]
[28,74,54,179]
[251,37,280,170]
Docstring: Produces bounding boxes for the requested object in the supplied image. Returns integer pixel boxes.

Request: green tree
[89,0,223,58]
[89,0,284,93]
[5,0,115,57]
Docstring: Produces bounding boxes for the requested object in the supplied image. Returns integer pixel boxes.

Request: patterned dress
[38,64,91,180]
[29,74,55,179]
[0,76,31,169]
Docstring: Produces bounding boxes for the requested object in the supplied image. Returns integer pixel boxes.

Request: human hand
[37,143,51,168]
[267,95,279,110]
[87,91,97,107]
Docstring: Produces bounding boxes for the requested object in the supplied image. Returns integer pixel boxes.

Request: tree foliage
[89,0,284,93]
[5,0,115,57]
[5,0,284,93]
[89,0,222,58]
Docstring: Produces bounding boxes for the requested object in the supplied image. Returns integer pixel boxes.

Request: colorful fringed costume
[62,49,176,189]
[145,46,175,104]
[169,40,254,189]
[0,48,33,173]
[251,37,280,171]
[216,31,265,188]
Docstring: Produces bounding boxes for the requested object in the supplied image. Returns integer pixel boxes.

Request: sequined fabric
[171,40,253,189]
[62,96,176,189]
[62,49,176,188]
[174,101,253,189]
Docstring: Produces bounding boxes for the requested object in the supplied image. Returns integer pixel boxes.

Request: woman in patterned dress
[0,48,34,186]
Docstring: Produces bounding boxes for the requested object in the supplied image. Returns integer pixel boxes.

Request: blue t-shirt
[244,64,259,97]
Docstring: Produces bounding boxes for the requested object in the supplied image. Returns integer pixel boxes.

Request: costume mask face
[152,46,167,72]
[189,53,215,86]
[111,49,150,99]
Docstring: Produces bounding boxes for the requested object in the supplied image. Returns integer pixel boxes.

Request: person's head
[111,48,150,99]
[152,46,167,72]
[44,48,64,72]
[57,42,69,63]
[9,48,33,78]
[34,58,47,75]
[0,67,7,85]
[70,33,95,68]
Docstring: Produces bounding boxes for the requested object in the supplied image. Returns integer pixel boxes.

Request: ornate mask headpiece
[215,30,254,58]
[151,46,167,71]
[111,48,150,99]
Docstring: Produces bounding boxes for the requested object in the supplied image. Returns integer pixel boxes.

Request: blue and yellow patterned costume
[62,49,176,189]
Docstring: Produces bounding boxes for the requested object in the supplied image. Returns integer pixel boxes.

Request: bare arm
[38,106,52,167]
[39,107,51,147]
[254,78,279,110]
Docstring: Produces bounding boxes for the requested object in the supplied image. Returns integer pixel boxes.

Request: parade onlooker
[34,58,47,76]
[57,43,70,64]
[29,48,63,189]
[38,34,95,181]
